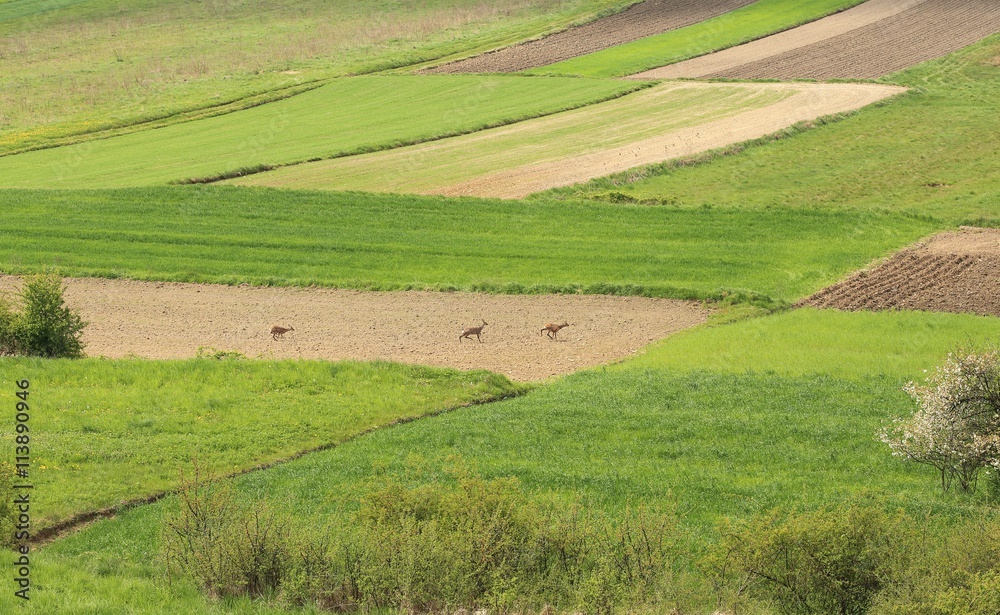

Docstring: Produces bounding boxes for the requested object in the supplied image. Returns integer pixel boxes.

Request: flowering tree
[881,349,1000,492]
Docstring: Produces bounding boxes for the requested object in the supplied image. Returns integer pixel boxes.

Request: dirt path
[635,0,1000,80]
[0,276,707,381]
[424,0,755,74]
[800,228,1000,317]
[432,82,904,199]
[631,0,927,79]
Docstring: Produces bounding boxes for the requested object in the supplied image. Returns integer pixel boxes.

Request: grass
[0,357,519,528]
[229,82,791,193]
[10,308,1000,614]
[627,308,1000,379]
[0,0,636,152]
[558,34,1000,224]
[526,0,867,78]
[0,75,643,188]
[0,187,939,304]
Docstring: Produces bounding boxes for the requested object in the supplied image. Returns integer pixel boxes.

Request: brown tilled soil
[699,0,1000,80]
[433,82,904,199]
[423,0,755,74]
[0,276,708,381]
[631,0,926,79]
[800,228,1000,317]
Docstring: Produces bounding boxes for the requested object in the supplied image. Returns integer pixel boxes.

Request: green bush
[16,274,86,358]
[163,459,699,613]
[708,499,907,615]
[0,274,86,358]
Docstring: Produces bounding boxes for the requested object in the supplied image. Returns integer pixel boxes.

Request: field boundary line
[29,385,528,547]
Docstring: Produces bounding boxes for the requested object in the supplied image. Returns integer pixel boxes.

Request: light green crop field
[0,358,518,528]
[8,309,1000,614]
[527,0,866,78]
[0,188,939,304]
[230,82,790,193]
[557,35,1000,224]
[0,75,643,188]
[0,0,635,152]
[628,308,1000,379]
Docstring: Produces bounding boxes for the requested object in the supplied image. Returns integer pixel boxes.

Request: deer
[540,322,571,340]
[270,325,294,340]
[459,320,488,343]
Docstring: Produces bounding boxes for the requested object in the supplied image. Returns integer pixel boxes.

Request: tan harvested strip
[434,82,905,199]
[0,276,707,382]
[631,0,928,79]
[707,0,1000,80]
[424,0,755,74]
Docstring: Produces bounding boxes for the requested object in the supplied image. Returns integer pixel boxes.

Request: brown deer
[540,322,571,340]
[270,325,294,340]
[459,320,488,343]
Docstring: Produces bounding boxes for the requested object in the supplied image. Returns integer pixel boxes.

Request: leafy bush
[160,464,289,598]
[162,459,697,613]
[0,274,86,358]
[881,348,1000,492]
[708,499,907,615]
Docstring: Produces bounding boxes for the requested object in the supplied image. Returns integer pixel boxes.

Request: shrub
[160,464,290,598]
[881,348,1000,492]
[708,499,907,615]
[0,274,87,358]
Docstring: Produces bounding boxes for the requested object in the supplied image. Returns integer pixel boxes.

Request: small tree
[9,274,87,358]
[881,348,1000,492]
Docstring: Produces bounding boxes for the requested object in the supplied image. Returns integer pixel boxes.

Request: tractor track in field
[0,276,708,382]
[423,0,755,74]
[800,228,1000,317]
[634,0,1000,80]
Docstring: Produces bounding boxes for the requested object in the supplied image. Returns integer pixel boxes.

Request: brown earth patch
[423,0,755,74]
[631,0,926,79]
[799,228,1000,317]
[0,276,708,381]
[699,0,1000,80]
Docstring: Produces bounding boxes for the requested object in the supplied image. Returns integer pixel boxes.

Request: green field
[0,0,635,152]
[0,358,518,528]
[0,188,939,304]
[555,35,1000,224]
[0,76,642,188]
[230,82,790,193]
[8,309,1000,614]
[527,0,866,78]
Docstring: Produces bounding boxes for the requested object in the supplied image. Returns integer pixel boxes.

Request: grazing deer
[540,322,571,340]
[459,320,488,343]
[270,325,294,340]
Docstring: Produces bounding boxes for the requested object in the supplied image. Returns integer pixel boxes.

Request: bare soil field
[688,0,1000,80]
[434,82,904,198]
[800,228,1000,317]
[424,0,754,74]
[632,0,926,79]
[0,276,707,381]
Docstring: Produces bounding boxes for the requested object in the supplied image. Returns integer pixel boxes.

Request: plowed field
[635,0,1000,80]
[800,228,1000,317]
[424,0,754,74]
[0,276,707,382]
